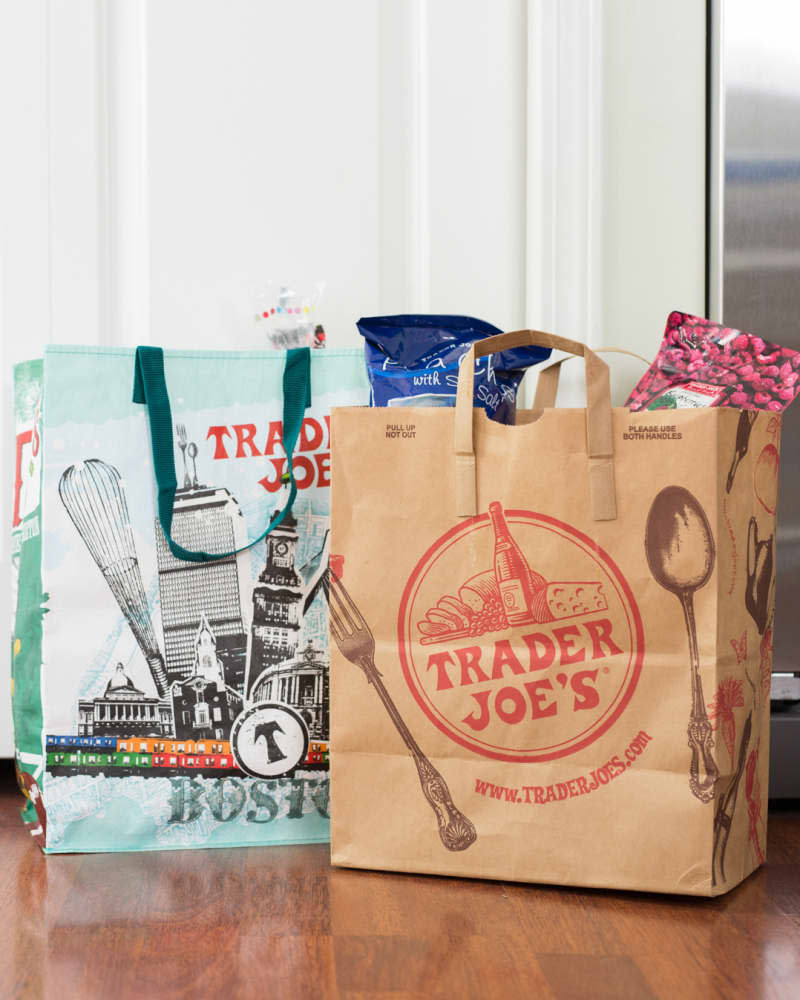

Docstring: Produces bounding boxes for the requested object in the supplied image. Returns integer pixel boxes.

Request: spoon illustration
[645,486,719,803]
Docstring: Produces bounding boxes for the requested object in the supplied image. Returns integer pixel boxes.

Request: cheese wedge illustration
[545,582,608,620]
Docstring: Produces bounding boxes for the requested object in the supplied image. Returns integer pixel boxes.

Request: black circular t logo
[231,703,309,778]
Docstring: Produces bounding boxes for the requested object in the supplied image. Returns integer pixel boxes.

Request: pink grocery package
[627,310,800,413]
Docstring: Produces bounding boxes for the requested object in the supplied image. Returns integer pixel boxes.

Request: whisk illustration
[58,459,169,698]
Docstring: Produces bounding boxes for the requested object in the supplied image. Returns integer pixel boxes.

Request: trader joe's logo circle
[398,505,645,763]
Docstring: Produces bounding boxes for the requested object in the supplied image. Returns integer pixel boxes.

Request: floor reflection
[2,775,799,1000]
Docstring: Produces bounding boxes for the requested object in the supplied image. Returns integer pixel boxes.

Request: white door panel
[147,0,382,348]
[0,0,706,756]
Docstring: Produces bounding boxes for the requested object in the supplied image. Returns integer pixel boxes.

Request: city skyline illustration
[63,431,331,747]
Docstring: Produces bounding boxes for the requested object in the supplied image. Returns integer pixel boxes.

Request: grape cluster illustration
[467,597,508,637]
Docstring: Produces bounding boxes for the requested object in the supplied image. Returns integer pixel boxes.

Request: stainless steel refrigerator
[710,0,800,794]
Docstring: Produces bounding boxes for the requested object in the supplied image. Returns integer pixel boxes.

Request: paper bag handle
[533,347,650,408]
[133,345,311,563]
[454,329,616,521]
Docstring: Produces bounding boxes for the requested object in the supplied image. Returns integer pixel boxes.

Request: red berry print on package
[627,311,800,413]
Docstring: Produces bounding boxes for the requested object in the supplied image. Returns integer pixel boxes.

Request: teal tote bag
[11,345,368,853]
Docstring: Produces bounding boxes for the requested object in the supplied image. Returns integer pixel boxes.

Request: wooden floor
[1,766,799,999]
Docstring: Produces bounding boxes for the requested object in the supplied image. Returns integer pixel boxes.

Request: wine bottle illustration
[488,502,540,626]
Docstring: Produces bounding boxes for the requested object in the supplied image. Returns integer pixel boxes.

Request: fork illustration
[329,573,477,852]
[176,423,191,488]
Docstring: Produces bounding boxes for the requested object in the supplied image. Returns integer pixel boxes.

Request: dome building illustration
[77,663,173,738]
[249,640,329,740]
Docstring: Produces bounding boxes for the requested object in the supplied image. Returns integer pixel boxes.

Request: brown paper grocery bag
[329,330,775,895]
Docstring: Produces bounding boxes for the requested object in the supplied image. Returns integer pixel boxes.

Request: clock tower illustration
[244,508,304,699]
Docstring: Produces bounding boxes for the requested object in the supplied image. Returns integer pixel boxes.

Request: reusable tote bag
[12,344,369,853]
[329,329,775,895]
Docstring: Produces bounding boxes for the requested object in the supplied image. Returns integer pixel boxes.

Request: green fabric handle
[133,346,311,563]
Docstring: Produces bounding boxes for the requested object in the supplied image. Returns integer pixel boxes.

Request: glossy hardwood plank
[536,954,655,1000]
[1,765,799,1000]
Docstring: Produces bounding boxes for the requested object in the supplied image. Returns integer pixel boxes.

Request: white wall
[601,0,707,397]
[138,0,534,348]
[0,0,707,756]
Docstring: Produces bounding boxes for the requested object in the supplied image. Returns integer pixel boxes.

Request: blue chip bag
[357,314,551,424]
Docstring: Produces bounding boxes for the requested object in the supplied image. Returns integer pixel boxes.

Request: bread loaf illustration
[417,570,608,645]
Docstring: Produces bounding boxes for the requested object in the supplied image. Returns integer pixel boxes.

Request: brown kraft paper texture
[328,332,777,896]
